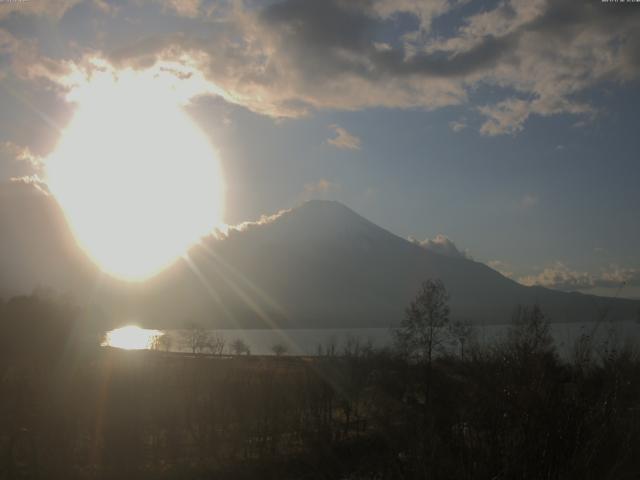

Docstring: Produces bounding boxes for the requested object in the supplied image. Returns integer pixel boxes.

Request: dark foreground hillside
[1,292,640,480]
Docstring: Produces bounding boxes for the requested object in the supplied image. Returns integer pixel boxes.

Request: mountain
[158,199,638,328]
[1,186,638,329]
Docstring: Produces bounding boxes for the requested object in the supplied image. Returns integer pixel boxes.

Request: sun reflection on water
[102,325,163,350]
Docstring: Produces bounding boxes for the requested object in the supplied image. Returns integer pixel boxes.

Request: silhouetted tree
[231,338,250,355]
[506,304,554,359]
[3,289,640,480]
[206,333,226,355]
[271,343,288,356]
[317,336,338,357]
[342,335,373,358]
[449,319,474,360]
[395,279,450,366]
[181,323,211,354]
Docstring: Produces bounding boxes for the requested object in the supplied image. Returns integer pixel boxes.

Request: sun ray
[181,253,236,326]
[198,242,287,314]
[192,242,298,351]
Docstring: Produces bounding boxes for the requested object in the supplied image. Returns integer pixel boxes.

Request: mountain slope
[131,200,639,328]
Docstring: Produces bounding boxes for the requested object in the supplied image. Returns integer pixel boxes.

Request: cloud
[598,267,640,288]
[223,207,293,236]
[7,0,640,134]
[327,124,361,150]
[0,141,45,181]
[409,234,469,259]
[0,177,48,198]
[479,99,531,136]
[519,263,596,290]
[0,28,27,80]
[302,179,340,202]
[0,0,82,20]
[8,175,49,195]
[487,260,514,279]
[163,0,202,17]
[372,0,463,31]
[449,119,466,132]
[519,262,640,291]
[479,97,594,136]
[1,141,42,169]
[0,25,78,89]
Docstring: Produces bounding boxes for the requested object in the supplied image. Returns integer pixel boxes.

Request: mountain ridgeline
[161,200,638,328]
[1,191,638,329]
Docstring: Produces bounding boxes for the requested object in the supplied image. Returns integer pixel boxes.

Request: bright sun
[46,67,224,281]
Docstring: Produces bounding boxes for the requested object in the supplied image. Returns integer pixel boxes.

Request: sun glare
[102,325,163,350]
[46,66,225,281]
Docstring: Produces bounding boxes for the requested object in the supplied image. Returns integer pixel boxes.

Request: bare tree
[316,335,338,357]
[230,338,250,356]
[507,304,554,359]
[271,343,288,356]
[394,279,450,366]
[342,335,373,358]
[449,320,474,361]
[206,334,226,356]
[181,323,212,355]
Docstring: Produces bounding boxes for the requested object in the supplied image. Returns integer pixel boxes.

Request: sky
[0,0,639,298]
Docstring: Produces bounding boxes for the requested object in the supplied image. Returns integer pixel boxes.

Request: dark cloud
[260,0,374,52]
[253,0,520,84]
[374,31,518,78]
[7,0,640,130]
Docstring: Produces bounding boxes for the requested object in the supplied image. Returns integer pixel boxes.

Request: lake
[153,319,640,357]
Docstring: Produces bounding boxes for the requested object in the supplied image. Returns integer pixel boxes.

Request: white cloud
[519,262,593,291]
[409,234,469,259]
[223,207,292,235]
[479,97,595,136]
[1,141,42,169]
[327,124,361,150]
[6,175,49,196]
[519,262,640,291]
[479,99,531,136]
[449,119,466,132]
[487,260,514,279]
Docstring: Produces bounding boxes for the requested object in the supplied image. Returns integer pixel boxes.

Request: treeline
[1,285,639,480]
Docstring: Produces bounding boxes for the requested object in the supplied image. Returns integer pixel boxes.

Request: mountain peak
[258,198,396,245]
[292,199,360,218]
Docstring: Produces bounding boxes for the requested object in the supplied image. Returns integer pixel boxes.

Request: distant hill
[1,184,638,328]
